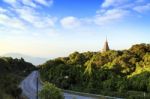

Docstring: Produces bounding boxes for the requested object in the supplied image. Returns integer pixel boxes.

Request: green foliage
[128,72,150,91]
[0,57,35,99]
[39,82,64,99]
[39,43,150,98]
[130,43,150,58]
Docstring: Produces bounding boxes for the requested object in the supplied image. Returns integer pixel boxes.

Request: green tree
[39,43,150,98]
[39,82,64,99]
[0,57,35,98]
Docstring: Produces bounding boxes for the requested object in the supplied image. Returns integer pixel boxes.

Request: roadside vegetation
[39,82,64,99]
[39,43,150,98]
[0,57,35,99]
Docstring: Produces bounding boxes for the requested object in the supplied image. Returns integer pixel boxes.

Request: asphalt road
[20,71,97,99]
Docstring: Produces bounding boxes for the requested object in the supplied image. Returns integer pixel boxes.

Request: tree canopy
[39,43,150,98]
[0,57,35,99]
[39,82,64,99]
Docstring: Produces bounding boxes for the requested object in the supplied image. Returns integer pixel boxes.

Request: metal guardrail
[62,89,123,99]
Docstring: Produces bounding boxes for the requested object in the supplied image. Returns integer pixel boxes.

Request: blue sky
[0,0,150,58]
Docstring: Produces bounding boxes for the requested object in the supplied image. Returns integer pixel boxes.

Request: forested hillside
[39,43,150,98]
[0,57,35,99]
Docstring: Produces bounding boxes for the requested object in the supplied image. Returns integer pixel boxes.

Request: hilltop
[39,43,150,98]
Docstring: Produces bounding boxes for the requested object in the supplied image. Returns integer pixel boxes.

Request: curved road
[20,71,97,99]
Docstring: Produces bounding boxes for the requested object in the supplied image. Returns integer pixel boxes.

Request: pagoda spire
[102,37,110,52]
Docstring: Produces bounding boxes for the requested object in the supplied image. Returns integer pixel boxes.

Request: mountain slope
[2,53,47,65]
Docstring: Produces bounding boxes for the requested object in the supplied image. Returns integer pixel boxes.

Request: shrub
[39,82,64,99]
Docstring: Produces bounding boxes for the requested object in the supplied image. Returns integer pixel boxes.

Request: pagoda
[102,38,110,52]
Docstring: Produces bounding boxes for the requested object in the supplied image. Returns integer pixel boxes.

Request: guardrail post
[37,77,38,99]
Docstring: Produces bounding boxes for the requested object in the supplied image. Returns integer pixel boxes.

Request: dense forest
[0,57,35,99]
[39,43,150,98]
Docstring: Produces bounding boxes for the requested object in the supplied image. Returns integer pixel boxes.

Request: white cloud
[3,0,17,5]
[95,0,150,26]
[95,9,129,25]
[3,0,20,8]
[102,0,128,8]
[133,3,150,13]
[60,16,81,29]
[96,0,131,25]
[0,7,7,13]
[35,0,53,6]
[1,0,57,38]
[3,0,53,7]
[15,7,57,28]
[15,7,37,23]
[0,6,26,30]
[22,0,37,8]
[2,0,56,28]
[102,0,115,8]
[0,13,25,30]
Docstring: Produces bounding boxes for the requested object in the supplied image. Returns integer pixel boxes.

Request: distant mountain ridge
[2,53,47,65]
